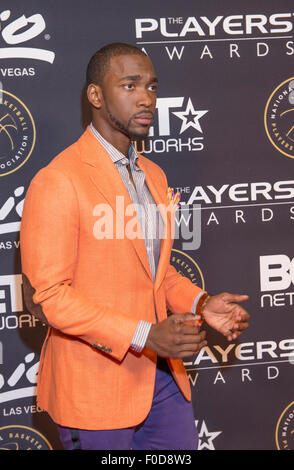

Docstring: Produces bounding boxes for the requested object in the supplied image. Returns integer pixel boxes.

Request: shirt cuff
[130,321,152,353]
[191,291,207,314]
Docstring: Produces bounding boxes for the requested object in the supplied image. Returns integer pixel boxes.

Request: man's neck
[91,120,131,158]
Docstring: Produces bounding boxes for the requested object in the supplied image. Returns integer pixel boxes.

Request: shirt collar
[90,122,140,170]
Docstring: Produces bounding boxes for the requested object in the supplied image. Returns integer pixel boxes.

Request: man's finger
[178,331,206,343]
[172,323,200,335]
[173,313,199,324]
[178,340,208,355]
[232,321,249,331]
[222,293,249,303]
[180,323,202,334]
[233,308,250,322]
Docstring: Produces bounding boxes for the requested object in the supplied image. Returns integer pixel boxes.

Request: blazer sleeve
[20,167,138,362]
[163,264,204,314]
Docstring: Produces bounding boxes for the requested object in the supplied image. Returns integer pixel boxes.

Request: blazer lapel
[137,157,173,292]
[78,128,153,281]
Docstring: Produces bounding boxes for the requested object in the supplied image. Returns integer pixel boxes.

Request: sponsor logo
[0,351,39,405]
[264,77,294,159]
[260,255,294,308]
[0,86,35,176]
[0,10,55,64]
[135,14,294,40]
[275,401,294,450]
[170,248,205,290]
[134,96,208,154]
[195,419,222,450]
[0,274,45,330]
[174,179,294,227]
[0,185,24,240]
[0,425,52,450]
[183,180,294,206]
[184,337,294,386]
[135,15,294,61]
[2,404,44,418]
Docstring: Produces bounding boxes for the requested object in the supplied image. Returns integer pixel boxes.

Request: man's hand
[145,314,207,359]
[202,293,250,341]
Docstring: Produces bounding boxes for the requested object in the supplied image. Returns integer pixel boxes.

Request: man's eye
[149,85,157,92]
[124,84,134,90]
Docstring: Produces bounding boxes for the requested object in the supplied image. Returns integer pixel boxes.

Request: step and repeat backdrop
[0,0,294,450]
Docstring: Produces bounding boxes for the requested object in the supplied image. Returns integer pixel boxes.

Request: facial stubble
[106,105,150,141]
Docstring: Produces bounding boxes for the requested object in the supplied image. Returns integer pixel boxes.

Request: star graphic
[172,98,208,134]
[195,420,222,450]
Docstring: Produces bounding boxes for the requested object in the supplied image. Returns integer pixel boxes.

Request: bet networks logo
[0,274,23,316]
[195,420,222,450]
[134,96,208,155]
[260,254,294,308]
[0,10,55,63]
[0,274,43,330]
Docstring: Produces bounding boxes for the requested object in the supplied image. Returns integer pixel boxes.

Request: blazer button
[92,342,112,354]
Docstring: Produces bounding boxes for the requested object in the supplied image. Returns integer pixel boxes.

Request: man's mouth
[133,113,154,126]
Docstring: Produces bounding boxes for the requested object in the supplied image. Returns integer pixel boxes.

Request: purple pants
[57,358,198,450]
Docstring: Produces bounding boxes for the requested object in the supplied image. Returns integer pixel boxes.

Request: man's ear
[87,83,103,109]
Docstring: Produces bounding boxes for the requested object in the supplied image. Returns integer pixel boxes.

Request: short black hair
[86,43,147,87]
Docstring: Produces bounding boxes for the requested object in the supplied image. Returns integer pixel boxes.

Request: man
[20,43,249,450]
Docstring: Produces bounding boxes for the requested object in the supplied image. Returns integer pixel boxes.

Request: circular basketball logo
[0,89,36,176]
[0,425,52,450]
[275,401,294,450]
[264,77,294,159]
[170,249,205,290]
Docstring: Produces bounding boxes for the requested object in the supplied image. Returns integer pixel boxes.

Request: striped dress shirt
[90,123,203,353]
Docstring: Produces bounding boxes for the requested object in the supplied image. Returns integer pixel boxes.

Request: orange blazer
[20,127,203,430]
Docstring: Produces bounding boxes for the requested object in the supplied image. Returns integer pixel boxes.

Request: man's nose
[136,89,154,108]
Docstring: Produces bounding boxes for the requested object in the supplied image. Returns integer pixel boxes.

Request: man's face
[99,54,158,140]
